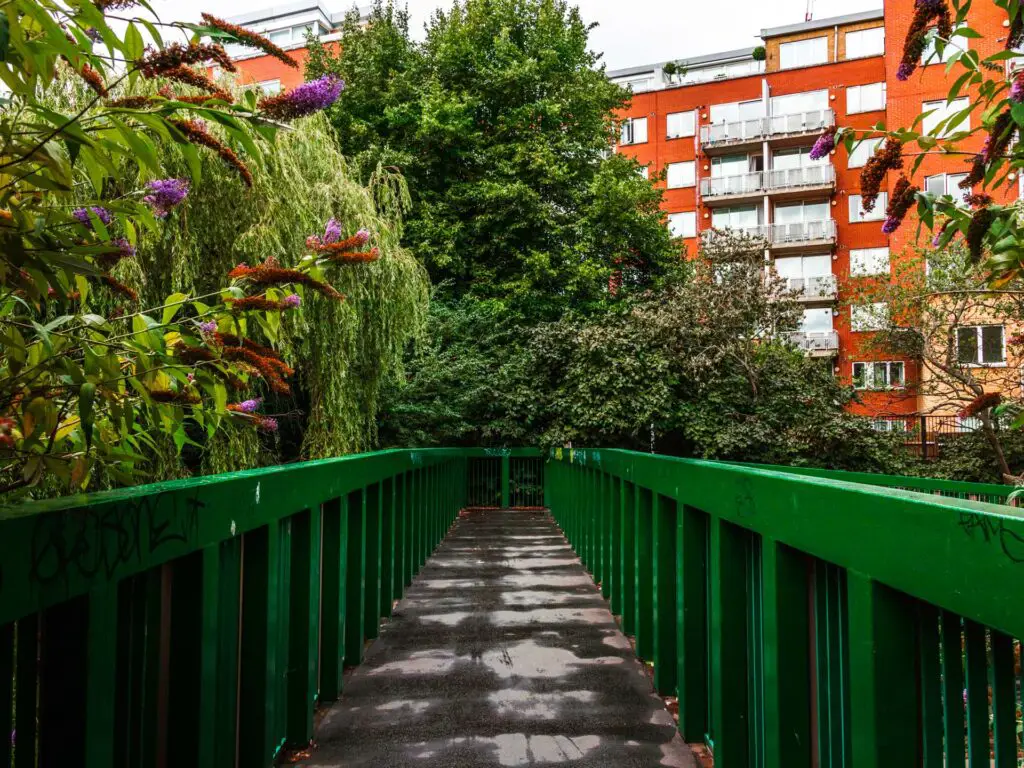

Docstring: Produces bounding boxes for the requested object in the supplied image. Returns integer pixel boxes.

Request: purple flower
[73,206,112,228]
[85,27,102,43]
[882,216,901,234]
[198,320,217,334]
[113,237,136,258]
[1012,73,1024,103]
[283,76,344,117]
[260,417,279,432]
[143,178,189,217]
[283,294,301,308]
[931,232,943,247]
[897,61,916,81]
[237,398,262,413]
[323,217,341,244]
[809,127,836,161]
[355,228,370,245]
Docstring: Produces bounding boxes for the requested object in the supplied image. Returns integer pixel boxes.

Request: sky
[147,0,884,71]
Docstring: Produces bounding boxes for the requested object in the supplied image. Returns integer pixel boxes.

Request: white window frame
[922,22,965,65]
[666,161,696,189]
[848,138,882,168]
[668,211,697,239]
[780,37,829,70]
[925,172,969,204]
[850,302,889,332]
[620,117,648,145]
[846,82,886,115]
[921,97,970,137]
[666,111,696,139]
[849,193,887,222]
[852,361,905,390]
[845,27,885,59]
[849,247,890,277]
[957,325,1007,366]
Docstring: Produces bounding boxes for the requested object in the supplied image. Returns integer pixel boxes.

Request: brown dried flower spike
[201,14,299,69]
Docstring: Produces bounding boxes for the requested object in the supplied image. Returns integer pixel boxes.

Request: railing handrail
[767,218,837,242]
[766,164,836,188]
[699,171,765,196]
[699,108,836,144]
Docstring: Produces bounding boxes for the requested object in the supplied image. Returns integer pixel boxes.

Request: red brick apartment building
[609,3,1020,421]
[224,2,1018,423]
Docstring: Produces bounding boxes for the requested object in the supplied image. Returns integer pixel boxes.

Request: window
[638,165,649,180]
[776,200,829,224]
[620,117,648,145]
[254,79,281,96]
[846,82,886,114]
[922,97,969,137]
[774,254,833,293]
[801,307,834,332]
[772,147,826,170]
[846,27,885,59]
[614,76,655,92]
[850,247,890,276]
[848,138,882,168]
[712,154,760,177]
[925,173,969,203]
[771,89,828,117]
[668,212,697,238]
[780,37,828,69]
[667,111,696,139]
[922,23,965,64]
[872,418,908,433]
[710,99,765,124]
[849,193,887,222]
[666,161,696,188]
[957,325,1005,365]
[850,302,888,332]
[712,205,761,230]
[853,361,905,389]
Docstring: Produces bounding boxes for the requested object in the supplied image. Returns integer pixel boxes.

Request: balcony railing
[768,219,837,244]
[700,172,765,198]
[785,274,837,298]
[699,109,835,147]
[766,108,835,137]
[767,164,836,191]
[788,329,839,353]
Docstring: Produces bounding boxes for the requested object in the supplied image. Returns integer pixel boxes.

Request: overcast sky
[147,0,883,71]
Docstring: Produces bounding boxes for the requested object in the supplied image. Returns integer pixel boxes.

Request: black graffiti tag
[958,511,1024,564]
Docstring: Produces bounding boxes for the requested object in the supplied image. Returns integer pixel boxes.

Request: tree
[0,3,393,494]
[849,243,1024,479]
[307,0,678,312]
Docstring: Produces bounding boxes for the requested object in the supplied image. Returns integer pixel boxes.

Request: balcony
[767,219,837,250]
[785,274,837,302]
[699,171,765,204]
[699,109,835,153]
[788,329,839,356]
[766,165,836,199]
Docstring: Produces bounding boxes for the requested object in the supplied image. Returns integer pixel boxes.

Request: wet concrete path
[305,508,695,767]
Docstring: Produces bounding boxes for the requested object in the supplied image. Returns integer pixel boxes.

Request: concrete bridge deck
[304,508,696,767]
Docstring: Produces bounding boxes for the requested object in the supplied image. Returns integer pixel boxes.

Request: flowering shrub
[0,1,372,494]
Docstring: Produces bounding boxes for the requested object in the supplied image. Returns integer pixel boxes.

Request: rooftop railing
[699,109,835,147]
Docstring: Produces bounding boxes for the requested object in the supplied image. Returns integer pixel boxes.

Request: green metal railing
[546,448,1024,768]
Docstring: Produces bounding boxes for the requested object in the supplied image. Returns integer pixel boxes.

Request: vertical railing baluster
[916,603,943,768]
[319,497,347,704]
[379,479,394,621]
[846,573,918,767]
[676,504,708,745]
[286,509,320,748]
[634,487,653,661]
[620,481,636,637]
[652,494,677,696]
[760,538,810,768]
[394,474,406,600]
[14,615,38,768]
[991,629,1016,768]
[344,490,366,666]
[363,485,382,641]
[708,517,750,767]
[609,476,622,618]
[964,620,989,766]
[940,611,966,768]
[166,551,204,766]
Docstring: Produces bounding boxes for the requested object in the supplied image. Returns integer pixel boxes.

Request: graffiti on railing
[27,488,204,591]
[958,510,1024,564]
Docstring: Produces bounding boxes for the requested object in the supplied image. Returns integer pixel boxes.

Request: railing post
[760,538,810,768]
[85,585,118,768]
[320,497,347,703]
[620,481,636,636]
[652,495,677,695]
[344,491,366,666]
[846,573,918,766]
[634,487,653,661]
[921,415,928,459]
[363,485,382,640]
[500,454,510,508]
[676,504,708,744]
[286,508,320,748]
[379,478,394,621]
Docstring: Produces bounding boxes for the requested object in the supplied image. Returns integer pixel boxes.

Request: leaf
[162,292,188,325]
[0,15,9,62]
[123,22,145,61]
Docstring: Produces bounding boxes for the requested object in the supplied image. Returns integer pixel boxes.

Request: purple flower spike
[809,127,836,161]
[283,294,302,308]
[143,178,189,218]
[931,232,943,247]
[198,320,217,334]
[113,237,136,259]
[896,61,916,81]
[355,228,371,245]
[323,217,341,244]
[238,398,263,413]
[882,216,901,234]
[85,27,102,43]
[261,417,279,432]
[284,75,344,117]
[73,206,113,228]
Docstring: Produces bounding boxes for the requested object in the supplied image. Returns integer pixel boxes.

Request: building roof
[607,47,755,80]
[760,9,884,38]
[224,1,371,30]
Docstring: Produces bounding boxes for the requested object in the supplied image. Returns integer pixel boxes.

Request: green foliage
[308,0,678,313]
[918,431,1024,484]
